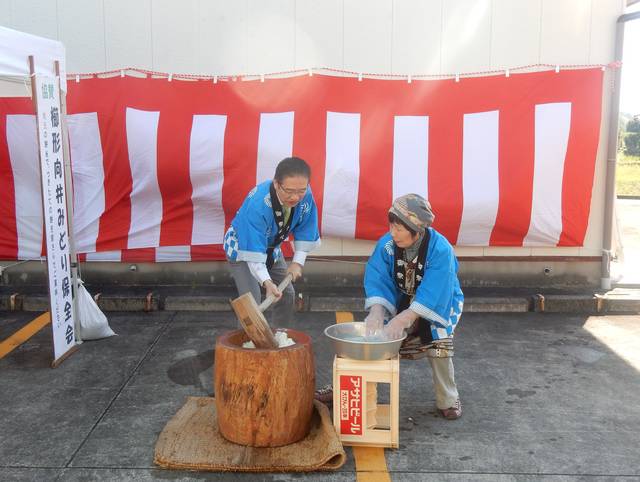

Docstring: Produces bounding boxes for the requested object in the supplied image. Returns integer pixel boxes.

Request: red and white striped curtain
[0,68,603,262]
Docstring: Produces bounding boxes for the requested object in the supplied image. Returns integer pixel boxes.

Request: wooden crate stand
[332,356,399,448]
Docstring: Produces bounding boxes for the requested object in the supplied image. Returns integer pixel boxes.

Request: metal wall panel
[441,0,491,74]
[0,0,13,26]
[344,0,392,73]
[392,0,442,75]
[198,0,247,75]
[10,0,58,41]
[152,0,199,74]
[4,0,624,82]
[590,0,622,64]
[295,0,343,69]
[104,0,152,70]
[491,0,541,68]
[247,0,295,74]
[58,0,105,73]
[342,238,379,256]
[483,247,535,256]
[540,0,591,65]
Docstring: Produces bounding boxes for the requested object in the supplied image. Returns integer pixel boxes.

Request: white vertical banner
[34,75,76,362]
[86,250,122,262]
[156,245,191,262]
[322,112,361,237]
[457,110,500,246]
[6,114,43,260]
[126,107,162,249]
[393,115,429,200]
[255,112,294,184]
[189,114,226,245]
[524,102,571,246]
[67,112,105,253]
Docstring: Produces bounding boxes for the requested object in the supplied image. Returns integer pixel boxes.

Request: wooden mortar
[214,328,315,447]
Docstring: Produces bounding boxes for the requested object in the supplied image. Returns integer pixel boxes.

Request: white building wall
[0,0,626,260]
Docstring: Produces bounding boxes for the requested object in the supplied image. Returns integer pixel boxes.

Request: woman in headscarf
[223,157,321,326]
[363,194,464,419]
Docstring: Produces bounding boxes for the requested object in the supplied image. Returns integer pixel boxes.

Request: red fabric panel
[155,83,194,246]
[67,78,133,252]
[491,82,535,245]
[220,84,260,227]
[121,247,156,262]
[429,89,463,243]
[190,244,224,261]
[355,108,394,240]
[557,70,603,246]
[291,77,327,230]
[0,69,605,261]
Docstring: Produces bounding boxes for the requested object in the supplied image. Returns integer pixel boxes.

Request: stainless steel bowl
[324,322,406,360]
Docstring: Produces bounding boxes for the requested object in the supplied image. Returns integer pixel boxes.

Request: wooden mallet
[230,274,293,349]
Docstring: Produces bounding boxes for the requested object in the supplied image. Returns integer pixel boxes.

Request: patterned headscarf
[389,194,435,233]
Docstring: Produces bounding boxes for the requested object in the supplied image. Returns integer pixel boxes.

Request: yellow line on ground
[0,312,51,359]
[354,446,392,482]
[334,311,392,482]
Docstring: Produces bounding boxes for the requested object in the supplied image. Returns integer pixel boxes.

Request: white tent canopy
[0,26,67,92]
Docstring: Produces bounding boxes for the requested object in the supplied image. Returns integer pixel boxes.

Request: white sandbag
[77,279,116,340]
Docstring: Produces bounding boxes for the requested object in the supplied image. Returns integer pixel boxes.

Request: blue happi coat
[364,229,464,340]
[223,180,321,263]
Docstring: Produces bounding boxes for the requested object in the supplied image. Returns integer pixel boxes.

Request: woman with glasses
[223,157,321,326]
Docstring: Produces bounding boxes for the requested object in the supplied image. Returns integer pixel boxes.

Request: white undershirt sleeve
[292,250,308,266]
[247,261,271,285]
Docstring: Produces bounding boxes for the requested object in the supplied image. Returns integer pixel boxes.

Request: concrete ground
[613,198,640,286]
[1,309,640,481]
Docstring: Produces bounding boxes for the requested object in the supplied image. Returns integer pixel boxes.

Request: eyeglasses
[277,183,308,197]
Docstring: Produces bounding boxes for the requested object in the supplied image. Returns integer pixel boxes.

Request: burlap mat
[154,397,346,472]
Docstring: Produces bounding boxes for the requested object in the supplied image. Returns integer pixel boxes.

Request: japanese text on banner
[34,75,75,361]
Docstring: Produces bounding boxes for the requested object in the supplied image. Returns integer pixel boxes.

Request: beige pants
[428,356,459,410]
[405,320,459,409]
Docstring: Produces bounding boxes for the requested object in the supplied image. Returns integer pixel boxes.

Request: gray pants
[428,356,459,410]
[227,257,295,329]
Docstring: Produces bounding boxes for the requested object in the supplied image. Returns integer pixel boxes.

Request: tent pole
[55,61,82,343]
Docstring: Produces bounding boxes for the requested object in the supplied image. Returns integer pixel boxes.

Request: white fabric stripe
[292,250,308,266]
[155,245,191,262]
[524,102,571,246]
[126,108,162,249]
[255,112,294,184]
[67,112,105,253]
[6,115,42,260]
[457,110,500,246]
[237,249,268,263]
[409,301,449,327]
[322,112,360,238]
[190,115,226,245]
[293,239,321,252]
[85,250,122,262]
[392,116,429,200]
